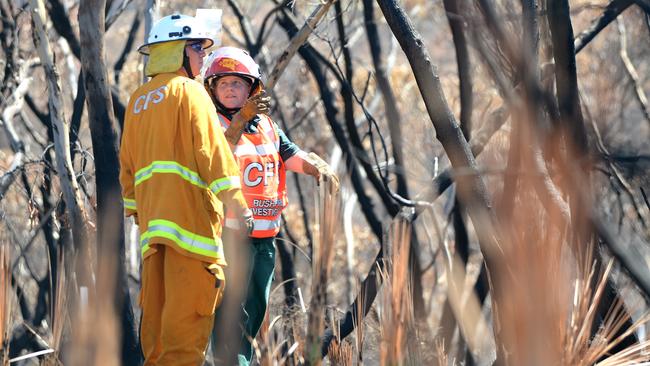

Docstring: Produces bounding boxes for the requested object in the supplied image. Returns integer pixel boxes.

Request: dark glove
[242,208,254,235]
[238,91,271,121]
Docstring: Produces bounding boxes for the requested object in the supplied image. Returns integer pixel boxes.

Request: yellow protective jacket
[119,72,247,265]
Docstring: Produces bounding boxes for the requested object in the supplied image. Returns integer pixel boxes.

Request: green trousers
[211,231,276,366]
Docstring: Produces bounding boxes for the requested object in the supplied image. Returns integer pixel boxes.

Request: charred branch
[617,19,650,126]
[113,12,141,86]
[574,0,633,53]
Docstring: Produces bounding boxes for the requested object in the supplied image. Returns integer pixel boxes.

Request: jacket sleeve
[118,125,137,218]
[186,82,248,215]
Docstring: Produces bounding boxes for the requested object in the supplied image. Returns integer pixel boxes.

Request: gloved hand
[241,208,255,235]
[238,91,271,122]
[306,152,340,194]
[226,91,272,145]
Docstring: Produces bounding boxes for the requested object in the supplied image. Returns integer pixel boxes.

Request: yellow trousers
[140,244,225,366]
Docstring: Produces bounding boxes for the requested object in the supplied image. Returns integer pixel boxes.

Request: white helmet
[138,14,214,55]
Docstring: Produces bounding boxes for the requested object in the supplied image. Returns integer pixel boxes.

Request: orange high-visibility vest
[219,114,288,238]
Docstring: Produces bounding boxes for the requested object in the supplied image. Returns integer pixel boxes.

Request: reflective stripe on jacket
[218,114,287,238]
[119,73,247,264]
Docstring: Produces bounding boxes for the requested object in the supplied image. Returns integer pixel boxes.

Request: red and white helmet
[203,47,262,86]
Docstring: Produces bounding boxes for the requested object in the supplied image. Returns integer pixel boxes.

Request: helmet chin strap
[182,49,195,79]
[249,79,261,97]
[215,100,241,119]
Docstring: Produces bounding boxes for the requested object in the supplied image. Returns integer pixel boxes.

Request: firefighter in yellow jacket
[119,14,252,365]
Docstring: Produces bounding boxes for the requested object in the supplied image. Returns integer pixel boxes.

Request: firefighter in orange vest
[203,47,339,365]
[119,15,253,365]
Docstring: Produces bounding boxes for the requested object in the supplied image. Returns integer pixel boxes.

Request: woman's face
[212,75,251,109]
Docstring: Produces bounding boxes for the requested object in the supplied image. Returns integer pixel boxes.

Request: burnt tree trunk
[78,0,141,364]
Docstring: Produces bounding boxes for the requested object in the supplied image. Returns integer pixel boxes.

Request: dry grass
[305,178,341,364]
[562,257,650,365]
[434,339,457,366]
[483,111,650,365]
[0,242,10,366]
[378,214,415,365]
[42,249,66,366]
[353,279,366,365]
[327,338,353,365]
[254,314,289,365]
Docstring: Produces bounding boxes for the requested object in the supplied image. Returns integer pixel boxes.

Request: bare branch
[363,0,410,198]
[266,0,335,91]
[9,207,55,270]
[424,105,508,217]
[47,0,82,58]
[57,38,78,99]
[1,59,37,153]
[0,0,19,104]
[589,109,650,229]
[0,152,24,199]
[617,18,650,126]
[105,0,134,29]
[254,4,285,54]
[641,187,650,212]
[443,0,473,135]
[114,12,141,85]
[574,0,633,53]
[0,59,38,199]
[591,213,650,299]
[226,0,256,51]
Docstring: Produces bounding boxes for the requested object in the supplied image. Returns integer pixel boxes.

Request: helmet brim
[205,71,256,85]
[138,38,213,55]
